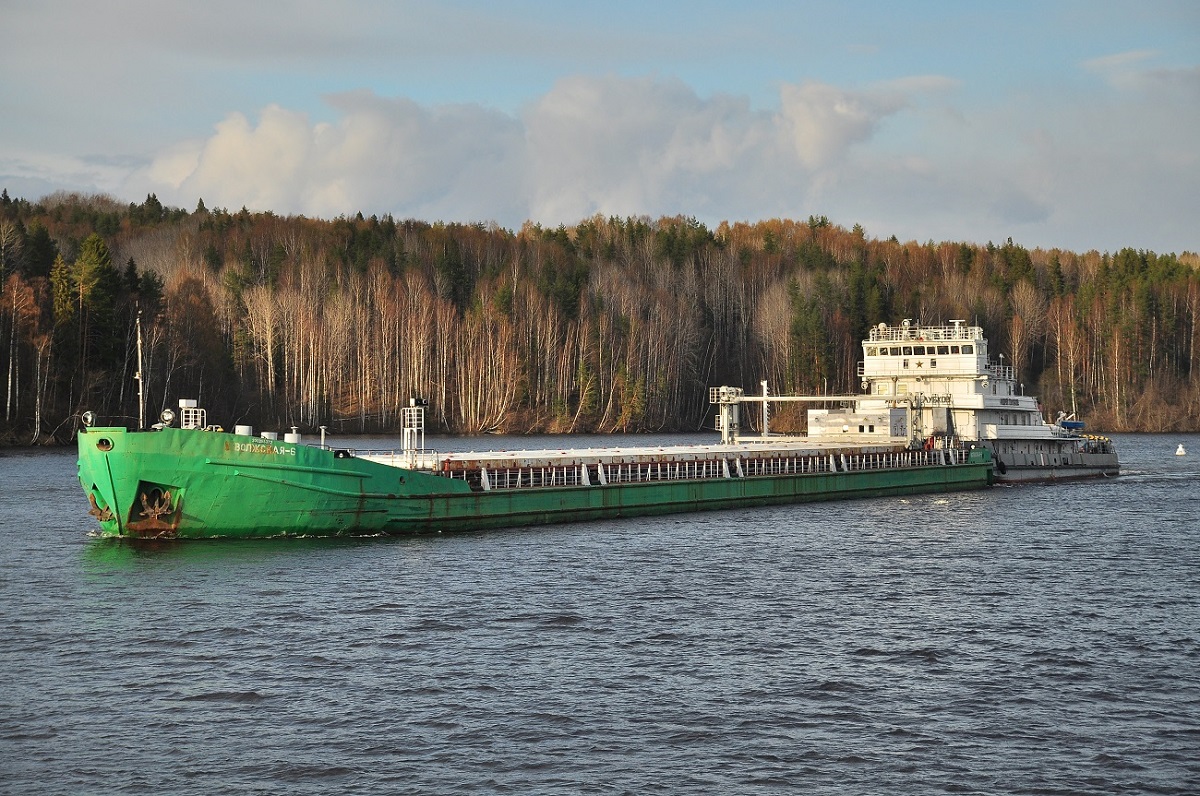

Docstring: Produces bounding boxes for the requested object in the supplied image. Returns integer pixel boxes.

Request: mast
[761,380,770,438]
[135,308,145,430]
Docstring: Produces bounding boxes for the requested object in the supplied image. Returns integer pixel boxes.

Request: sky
[2,0,1198,254]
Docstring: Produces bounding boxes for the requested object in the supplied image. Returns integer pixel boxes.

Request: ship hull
[986,442,1119,483]
[78,427,994,540]
[991,457,1120,483]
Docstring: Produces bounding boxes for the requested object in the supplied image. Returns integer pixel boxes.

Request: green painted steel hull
[78,427,994,540]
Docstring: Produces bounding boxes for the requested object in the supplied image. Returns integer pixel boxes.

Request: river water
[1,433,1198,794]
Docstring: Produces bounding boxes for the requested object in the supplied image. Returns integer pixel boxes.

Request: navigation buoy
[1177,444,1186,456]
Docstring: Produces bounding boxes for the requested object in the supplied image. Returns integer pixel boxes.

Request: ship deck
[356,435,914,471]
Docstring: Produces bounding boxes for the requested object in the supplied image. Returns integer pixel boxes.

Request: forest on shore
[1,188,1198,444]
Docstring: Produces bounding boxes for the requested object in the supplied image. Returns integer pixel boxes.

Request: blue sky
[2,1,1197,253]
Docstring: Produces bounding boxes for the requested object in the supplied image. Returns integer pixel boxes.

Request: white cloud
[778,81,898,169]
[78,67,1200,254]
[523,75,782,221]
[184,107,313,210]
[0,148,139,204]
[138,75,948,227]
[144,141,202,189]
[1082,50,1200,101]
[1083,49,1159,73]
[136,94,528,222]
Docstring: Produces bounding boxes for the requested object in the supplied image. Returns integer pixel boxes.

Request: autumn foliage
[1,189,1198,444]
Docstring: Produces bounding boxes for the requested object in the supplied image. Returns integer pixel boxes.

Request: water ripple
[2,435,1199,794]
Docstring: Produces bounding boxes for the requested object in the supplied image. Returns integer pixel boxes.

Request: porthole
[97,438,113,452]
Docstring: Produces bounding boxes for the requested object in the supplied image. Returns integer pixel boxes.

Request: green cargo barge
[77,391,993,540]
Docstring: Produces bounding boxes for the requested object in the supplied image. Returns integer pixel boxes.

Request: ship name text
[231,441,297,456]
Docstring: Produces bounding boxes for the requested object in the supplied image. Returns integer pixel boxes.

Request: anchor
[87,493,114,522]
[125,484,183,538]
[139,489,174,521]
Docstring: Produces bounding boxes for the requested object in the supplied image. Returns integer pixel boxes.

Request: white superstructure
[834,320,1117,481]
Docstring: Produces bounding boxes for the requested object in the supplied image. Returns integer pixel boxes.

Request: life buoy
[923,436,935,451]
